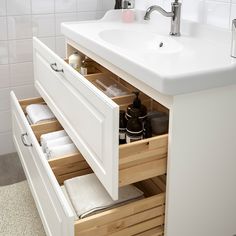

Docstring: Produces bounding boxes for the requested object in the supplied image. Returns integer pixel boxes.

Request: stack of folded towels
[26,104,56,124]
[62,173,144,219]
[40,130,79,159]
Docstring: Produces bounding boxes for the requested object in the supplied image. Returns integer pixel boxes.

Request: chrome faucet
[144,0,182,36]
[231,19,236,58]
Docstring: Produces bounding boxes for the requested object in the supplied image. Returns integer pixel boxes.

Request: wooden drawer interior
[19,96,168,187]
[19,96,167,235]
[50,154,166,236]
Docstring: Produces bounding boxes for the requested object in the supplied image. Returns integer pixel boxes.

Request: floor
[0,152,46,235]
[0,152,26,186]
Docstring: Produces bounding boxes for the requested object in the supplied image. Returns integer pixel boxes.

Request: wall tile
[8,39,33,63]
[77,11,97,20]
[32,0,54,14]
[0,88,10,111]
[0,110,11,132]
[10,62,33,86]
[55,13,77,35]
[32,14,55,37]
[11,84,39,99]
[77,0,103,12]
[55,0,77,13]
[0,132,15,155]
[0,0,6,16]
[7,0,31,15]
[0,41,8,64]
[205,1,231,28]
[0,16,7,40]
[55,36,66,58]
[0,65,10,88]
[7,15,32,40]
[102,0,115,11]
[38,37,56,52]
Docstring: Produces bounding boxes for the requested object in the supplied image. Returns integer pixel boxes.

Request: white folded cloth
[61,186,78,220]
[46,143,79,159]
[40,130,67,152]
[64,173,144,219]
[26,104,56,124]
[45,136,72,153]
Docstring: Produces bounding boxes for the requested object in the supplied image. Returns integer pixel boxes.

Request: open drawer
[11,92,166,236]
[33,37,168,200]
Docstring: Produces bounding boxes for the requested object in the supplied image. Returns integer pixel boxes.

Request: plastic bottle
[68,52,82,71]
[126,109,143,143]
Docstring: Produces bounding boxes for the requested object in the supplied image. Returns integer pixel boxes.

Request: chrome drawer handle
[50,63,64,73]
[21,133,32,147]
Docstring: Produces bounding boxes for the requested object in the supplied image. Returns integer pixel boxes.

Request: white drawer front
[11,92,74,236]
[33,37,119,199]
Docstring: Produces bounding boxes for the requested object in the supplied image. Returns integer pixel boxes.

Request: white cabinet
[11,37,168,235]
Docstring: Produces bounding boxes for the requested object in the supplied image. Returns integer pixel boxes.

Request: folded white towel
[26,104,56,124]
[47,143,79,159]
[45,136,72,153]
[64,173,144,219]
[40,130,67,152]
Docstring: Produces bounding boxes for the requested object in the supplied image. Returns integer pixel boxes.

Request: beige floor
[0,180,46,236]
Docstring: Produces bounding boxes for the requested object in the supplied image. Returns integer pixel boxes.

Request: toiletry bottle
[80,56,90,75]
[126,109,143,143]
[68,52,82,71]
[122,0,135,23]
[119,110,127,144]
[126,91,147,121]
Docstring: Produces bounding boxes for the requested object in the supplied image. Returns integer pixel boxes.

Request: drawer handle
[21,133,32,147]
[50,63,64,73]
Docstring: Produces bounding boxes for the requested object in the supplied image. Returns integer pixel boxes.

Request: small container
[68,52,82,71]
[119,110,127,144]
[80,56,90,75]
[147,111,169,135]
[126,109,143,143]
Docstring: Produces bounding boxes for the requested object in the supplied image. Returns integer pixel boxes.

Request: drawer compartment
[33,37,168,200]
[21,95,167,187]
[12,92,166,236]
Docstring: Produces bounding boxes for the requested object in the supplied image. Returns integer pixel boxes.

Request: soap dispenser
[126,91,147,121]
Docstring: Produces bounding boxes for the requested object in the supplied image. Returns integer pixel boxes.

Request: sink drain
[159,42,164,48]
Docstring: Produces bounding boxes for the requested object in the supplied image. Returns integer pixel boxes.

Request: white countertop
[61,10,236,96]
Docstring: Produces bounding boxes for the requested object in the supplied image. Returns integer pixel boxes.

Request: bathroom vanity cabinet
[11,35,236,236]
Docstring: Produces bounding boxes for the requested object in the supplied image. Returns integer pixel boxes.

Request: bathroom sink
[98,29,183,54]
[61,10,236,95]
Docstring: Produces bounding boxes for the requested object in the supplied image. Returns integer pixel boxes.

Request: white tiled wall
[136,0,236,29]
[0,0,114,155]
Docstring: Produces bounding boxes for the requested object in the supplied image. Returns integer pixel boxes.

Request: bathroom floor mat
[0,181,46,236]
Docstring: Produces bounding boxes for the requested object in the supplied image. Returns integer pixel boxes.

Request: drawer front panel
[33,37,119,199]
[11,92,74,236]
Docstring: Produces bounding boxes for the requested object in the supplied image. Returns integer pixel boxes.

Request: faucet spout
[144,1,181,36]
[144,5,174,20]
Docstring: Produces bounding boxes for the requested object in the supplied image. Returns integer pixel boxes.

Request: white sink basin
[98,29,183,54]
[61,10,236,95]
